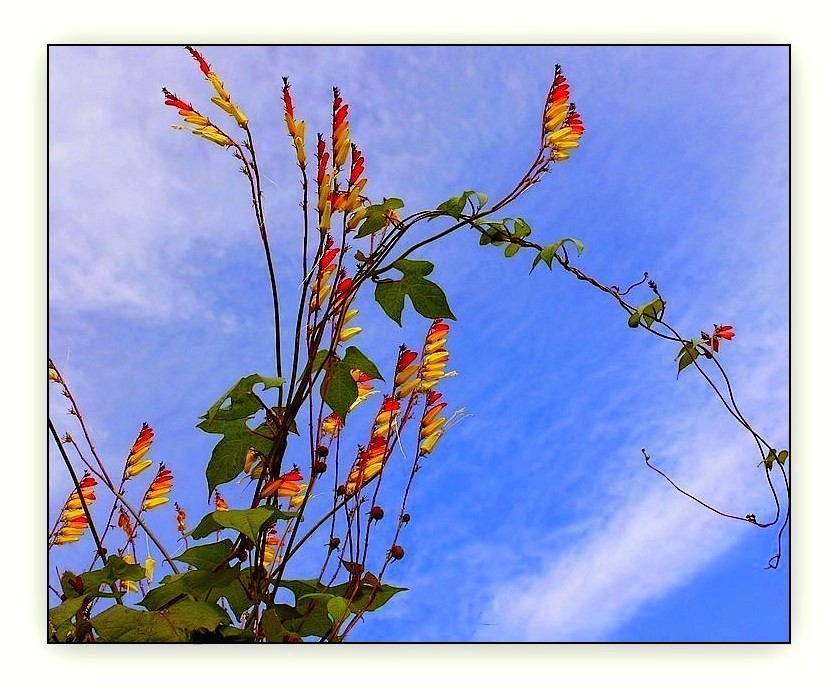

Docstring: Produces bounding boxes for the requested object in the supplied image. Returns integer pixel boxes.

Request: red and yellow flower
[260,467,305,499]
[52,472,97,545]
[395,348,421,400]
[214,490,229,512]
[709,324,735,352]
[349,369,377,411]
[162,87,234,147]
[125,423,154,479]
[117,507,133,540]
[345,436,388,496]
[263,526,282,567]
[281,77,306,166]
[332,88,351,170]
[543,66,585,162]
[372,397,401,439]
[186,46,248,127]
[419,320,451,392]
[419,390,447,456]
[120,554,139,593]
[311,235,340,311]
[175,503,187,535]
[316,135,333,231]
[322,412,344,437]
[141,465,173,511]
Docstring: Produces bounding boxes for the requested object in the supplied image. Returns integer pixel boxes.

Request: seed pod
[328,537,340,551]
[370,506,384,521]
[313,459,328,475]
[401,513,411,524]
[390,545,405,561]
[316,445,329,458]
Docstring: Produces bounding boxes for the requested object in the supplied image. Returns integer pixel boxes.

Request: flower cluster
[345,436,388,497]
[52,472,97,545]
[281,77,306,166]
[419,391,447,456]
[186,46,247,127]
[394,348,421,400]
[162,88,233,147]
[543,65,585,162]
[141,465,173,511]
[125,423,154,479]
[260,466,305,500]
[419,320,451,391]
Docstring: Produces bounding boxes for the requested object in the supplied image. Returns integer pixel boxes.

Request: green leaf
[560,237,585,256]
[191,507,296,544]
[513,218,532,238]
[356,212,388,239]
[327,596,350,624]
[49,596,86,630]
[374,280,407,326]
[676,340,702,376]
[628,311,643,328]
[321,360,358,420]
[374,258,456,325]
[139,566,240,611]
[198,374,285,496]
[342,346,383,380]
[382,197,404,210]
[504,243,521,258]
[91,605,184,643]
[201,374,284,427]
[310,349,330,376]
[164,601,230,632]
[437,193,467,217]
[65,556,145,597]
[174,539,235,570]
[338,582,408,613]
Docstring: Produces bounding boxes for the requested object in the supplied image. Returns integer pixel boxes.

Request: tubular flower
[419,320,451,392]
[338,308,362,343]
[316,135,333,231]
[117,507,133,540]
[162,87,234,147]
[331,88,351,170]
[52,473,97,545]
[349,369,377,411]
[289,484,309,508]
[322,412,344,437]
[48,358,62,384]
[141,465,173,511]
[243,448,264,481]
[310,235,340,311]
[260,467,305,499]
[345,145,367,212]
[144,556,156,583]
[281,77,306,166]
[263,526,282,567]
[707,323,736,352]
[542,65,585,162]
[125,423,154,479]
[345,436,388,496]
[395,348,421,400]
[174,503,187,535]
[332,275,354,312]
[214,490,229,512]
[372,397,401,439]
[120,554,139,593]
[419,390,447,456]
[185,46,248,127]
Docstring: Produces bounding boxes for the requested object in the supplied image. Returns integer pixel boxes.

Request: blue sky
[48,45,789,642]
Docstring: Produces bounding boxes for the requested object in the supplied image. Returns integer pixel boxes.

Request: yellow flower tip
[48,367,62,383]
[207,72,230,101]
[419,430,444,456]
[126,458,153,478]
[338,326,362,343]
[142,496,169,511]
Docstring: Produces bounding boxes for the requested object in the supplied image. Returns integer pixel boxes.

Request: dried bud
[400,513,411,524]
[336,485,347,497]
[370,506,384,521]
[390,545,405,561]
[328,537,340,551]
[313,459,328,475]
[315,445,329,458]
